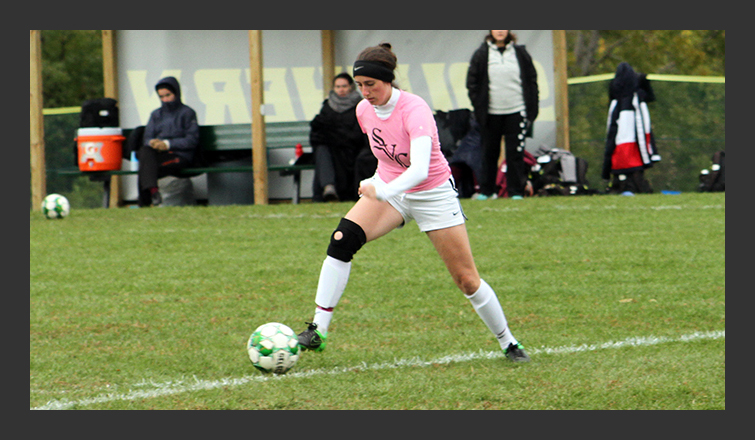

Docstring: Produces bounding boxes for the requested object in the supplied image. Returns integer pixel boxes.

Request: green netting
[40,112,106,209]
[568,80,725,192]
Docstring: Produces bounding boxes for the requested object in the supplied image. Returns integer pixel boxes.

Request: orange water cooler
[76,127,125,171]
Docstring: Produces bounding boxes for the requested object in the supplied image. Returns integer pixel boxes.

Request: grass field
[29,192,725,410]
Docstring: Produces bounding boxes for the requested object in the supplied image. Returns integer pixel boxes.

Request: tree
[567,30,725,77]
[41,30,103,108]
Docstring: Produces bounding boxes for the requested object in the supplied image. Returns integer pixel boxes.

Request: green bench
[50,121,315,206]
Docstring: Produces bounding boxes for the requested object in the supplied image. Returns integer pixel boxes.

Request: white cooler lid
[77,127,122,136]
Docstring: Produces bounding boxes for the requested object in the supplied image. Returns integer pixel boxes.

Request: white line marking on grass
[480,204,725,214]
[31,330,724,410]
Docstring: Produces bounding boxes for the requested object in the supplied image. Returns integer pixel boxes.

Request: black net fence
[568,79,725,193]
[37,112,106,209]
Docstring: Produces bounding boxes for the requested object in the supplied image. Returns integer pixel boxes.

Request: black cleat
[504,342,531,363]
[297,322,327,352]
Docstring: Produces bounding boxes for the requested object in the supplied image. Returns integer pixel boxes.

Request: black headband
[353,60,395,83]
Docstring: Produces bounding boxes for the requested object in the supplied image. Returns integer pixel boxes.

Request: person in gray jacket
[138,76,199,207]
[466,30,539,200]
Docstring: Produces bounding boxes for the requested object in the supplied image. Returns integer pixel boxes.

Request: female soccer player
[297,43,530,362]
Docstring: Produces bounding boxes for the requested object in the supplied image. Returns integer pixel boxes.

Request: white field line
[479,203,725,213]
[31,330,724,410]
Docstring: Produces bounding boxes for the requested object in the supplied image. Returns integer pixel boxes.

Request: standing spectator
[296,43,530,363]
[466,30,539,200]
[310,73,370,202]
[138,76,199,207]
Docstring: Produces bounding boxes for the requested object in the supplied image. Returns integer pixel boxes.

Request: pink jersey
[356,91,451,193]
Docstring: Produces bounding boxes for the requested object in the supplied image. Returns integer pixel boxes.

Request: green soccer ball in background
[42,194,70,219]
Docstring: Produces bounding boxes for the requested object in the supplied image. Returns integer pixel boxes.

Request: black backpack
[531,147,595,196]
[79,98,119,128]
[434,109,471,159]
[698,151,725,192]
[123,125,145,160]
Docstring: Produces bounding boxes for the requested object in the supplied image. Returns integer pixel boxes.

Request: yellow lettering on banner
[421,63,453,111]
[395,64,412,93]
[247,67,295,122]
[292,67,323,120]
[533,60,553,122]
[449,62,472,110]
[194,69,250,124]
[533,60,550,102]
[127,70,182,124]
[538,105,555,121]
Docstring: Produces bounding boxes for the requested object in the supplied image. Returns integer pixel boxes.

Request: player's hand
[150,139,168,151]
[358,182,377,200]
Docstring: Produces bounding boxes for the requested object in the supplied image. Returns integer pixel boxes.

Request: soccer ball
[42,194,70,219]
[247,322,300,374]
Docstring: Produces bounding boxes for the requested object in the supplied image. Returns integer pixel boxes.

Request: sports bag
[698,151,725,192]
[79,98,119,128]
[530,147,595,196]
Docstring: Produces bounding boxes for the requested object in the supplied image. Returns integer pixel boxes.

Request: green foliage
[30,195,725,409]
[566,30,725,77]
[41,30,104,108]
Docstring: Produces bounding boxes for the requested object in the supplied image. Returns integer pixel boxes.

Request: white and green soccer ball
[247,322,300,374]
[41,194,70,219]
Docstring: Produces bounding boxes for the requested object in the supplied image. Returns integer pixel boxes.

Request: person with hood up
[138,76,199,207]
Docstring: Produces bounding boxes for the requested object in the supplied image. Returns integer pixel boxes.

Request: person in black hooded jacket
[138,76,199,207]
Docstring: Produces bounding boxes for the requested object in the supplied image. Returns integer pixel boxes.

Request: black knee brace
[327,218,367,262]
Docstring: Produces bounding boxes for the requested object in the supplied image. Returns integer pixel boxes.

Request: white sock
[467,279,518,349]
[312,256,351,334]
[313,308,334,334]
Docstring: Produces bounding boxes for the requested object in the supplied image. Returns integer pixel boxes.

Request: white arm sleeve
[375,135,431,201]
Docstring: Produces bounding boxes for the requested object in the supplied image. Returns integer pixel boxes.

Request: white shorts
[368,175,466,232]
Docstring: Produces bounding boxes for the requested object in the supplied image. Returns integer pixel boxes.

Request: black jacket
[602,62,660,180]
[466,41,539,133]
[143,76,200,163]
[309,98,369,200]
[309,100,366,153]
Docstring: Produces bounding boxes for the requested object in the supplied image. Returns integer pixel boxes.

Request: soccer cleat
[504,342,531,363]
[297,322,327,352]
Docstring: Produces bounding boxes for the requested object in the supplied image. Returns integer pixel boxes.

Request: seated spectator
[309,72,369,202]
[138,76,199,207]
